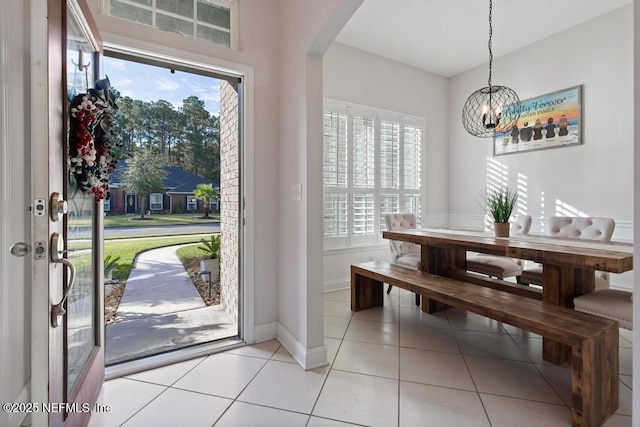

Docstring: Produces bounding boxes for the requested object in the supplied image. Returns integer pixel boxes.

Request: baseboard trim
[276,322,328,371]
[323,279,350,293]
[253,322,277,344]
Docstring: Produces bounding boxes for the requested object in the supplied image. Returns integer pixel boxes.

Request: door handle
[50,233,77,328]
[10,242,32,257]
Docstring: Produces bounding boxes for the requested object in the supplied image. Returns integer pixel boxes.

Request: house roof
[110,159,218,193]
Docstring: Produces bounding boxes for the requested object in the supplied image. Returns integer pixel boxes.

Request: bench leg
[571,325,618,427]
[351,271,384,312]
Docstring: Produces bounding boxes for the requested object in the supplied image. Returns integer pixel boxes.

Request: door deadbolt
[50,192,68,222]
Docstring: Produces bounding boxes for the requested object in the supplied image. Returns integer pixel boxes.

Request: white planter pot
[200,258,218,282]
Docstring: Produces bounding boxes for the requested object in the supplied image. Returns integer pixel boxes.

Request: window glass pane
[323,193,347,237]
[157,13,194,37]
[110,0,152,25]
[403,194,421,227]
[403,125,422,190]
[380,120,399,189]
[157,0,194,18]
[379,194,399,231]
[150,193,163,210]
[352,116,374,189]
[197,25,231,45]
[197,0,231,28]
[323,112,348,188]
[352,194,374,236]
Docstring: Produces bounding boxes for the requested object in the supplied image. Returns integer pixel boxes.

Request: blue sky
[103,56,221,115]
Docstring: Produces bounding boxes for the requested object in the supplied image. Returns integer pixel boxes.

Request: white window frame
[149,192,163,211]
[103,197,111,212]
[186,195,198,211]
[323,99,425,249]
[102,0,238,49]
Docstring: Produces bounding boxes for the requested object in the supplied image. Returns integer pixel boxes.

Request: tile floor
[89,288,633,427]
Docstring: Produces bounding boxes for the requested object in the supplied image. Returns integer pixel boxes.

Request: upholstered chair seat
[574,289,633,330]
[466,214,532,280]
[385,213,421,305]
[520,216,615,288]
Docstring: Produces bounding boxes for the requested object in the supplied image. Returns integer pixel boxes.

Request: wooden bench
[351,261,619,427]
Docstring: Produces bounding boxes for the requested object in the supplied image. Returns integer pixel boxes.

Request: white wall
[448,6,634,288]
[322,42,450,290]
[0,1,32,426]
[275,0,361,369]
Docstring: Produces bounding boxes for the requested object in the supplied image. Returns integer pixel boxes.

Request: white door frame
[103,35,256,345]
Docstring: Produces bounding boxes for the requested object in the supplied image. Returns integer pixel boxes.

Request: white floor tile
[399,381,490,427]
[307,416,364,426]
[603,414,633,427]
[324,289,351,302]
[324,338,341,366]
[324,316,351,339]
[446,309,506,334]
[510,335,544,364]
[122,388,231,427]
[620,374,632,390]
[399,323,460,353]
[480,394,571,427]
[399,291,421,308]
[399,347,475,391]
[225,339,281,359]
[620,347,632,376]
[344,319,399,346]
[333,340,399,379]
[88,378,166,427]
[324,300,354,318]
[215,401,309,427]
[619,328,633,343]
[352,305,399,323]
[454,331,529,362]
[398,307,450,329]
[172,353,266,399]
[617,380,633,416]
[238,360,328,413]
[466,357,563,404]
[125,357,205,386]
[313,370,398,427]
[535,363,572,406]
[502,324,541,338]
[271,345,297,363]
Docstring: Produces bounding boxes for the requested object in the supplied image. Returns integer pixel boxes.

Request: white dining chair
[574,289,633,330]
[466,214,532,281]
[385,213,421,306]
[520,216,615,290]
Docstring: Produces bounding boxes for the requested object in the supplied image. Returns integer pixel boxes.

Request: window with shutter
[323,100,424,248]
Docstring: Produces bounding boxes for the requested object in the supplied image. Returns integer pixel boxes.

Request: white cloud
[113,77,133,88]
[154,77,182,91]
[105,58,126,71]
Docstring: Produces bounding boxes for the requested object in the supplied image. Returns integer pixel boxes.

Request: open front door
[32,1,105,425]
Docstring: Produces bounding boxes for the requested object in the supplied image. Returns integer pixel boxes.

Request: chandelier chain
[487,0,493,88]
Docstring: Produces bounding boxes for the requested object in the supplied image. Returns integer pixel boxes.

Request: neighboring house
[107,159,220,215]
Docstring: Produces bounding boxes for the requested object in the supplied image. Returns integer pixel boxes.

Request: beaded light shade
[462,0,520,138]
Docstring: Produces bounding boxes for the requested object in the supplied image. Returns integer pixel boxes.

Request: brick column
[219,80,239,324]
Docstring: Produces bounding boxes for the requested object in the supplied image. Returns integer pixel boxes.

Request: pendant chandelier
[462,0,520,138]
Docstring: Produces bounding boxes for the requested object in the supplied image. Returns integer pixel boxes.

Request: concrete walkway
[106,244,237,365]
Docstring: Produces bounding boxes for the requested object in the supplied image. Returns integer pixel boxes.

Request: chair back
[547,217,614,241]
[385,213,419,257]
[512,214,532,235]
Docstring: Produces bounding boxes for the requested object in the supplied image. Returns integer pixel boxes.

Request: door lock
[10,242,32,257]
[50,192,68,222]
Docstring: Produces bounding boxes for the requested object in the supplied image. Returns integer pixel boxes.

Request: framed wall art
[494,85,582,156]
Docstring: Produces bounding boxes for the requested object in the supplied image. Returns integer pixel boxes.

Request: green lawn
[104,213,220,228]
[105,235,208,281]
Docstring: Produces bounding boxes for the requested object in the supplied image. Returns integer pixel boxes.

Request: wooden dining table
[382,228,633,364]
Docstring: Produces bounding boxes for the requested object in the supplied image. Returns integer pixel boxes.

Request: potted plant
[104,254,121,282]
[198,234,221,280]
[479,188,518,237]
